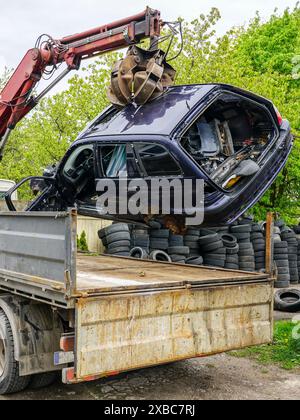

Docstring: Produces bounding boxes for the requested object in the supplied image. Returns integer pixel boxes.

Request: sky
[0,0,298,92]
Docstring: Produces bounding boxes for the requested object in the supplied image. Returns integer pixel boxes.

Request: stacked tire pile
[98,219,300,290]
[184,228,201,257]
[251,224,266,271]
[222,234,239,270]
[198,230,226,268]
[230,224,255,272]
[274,241,290,288]
[98,223,131,257]
[281,229,299,285]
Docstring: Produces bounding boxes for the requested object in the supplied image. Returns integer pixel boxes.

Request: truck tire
[0,310,31,395]
[29,372,58,390]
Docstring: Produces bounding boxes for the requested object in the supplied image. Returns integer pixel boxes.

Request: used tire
[204,259,225,268]
[226,244,239,255]
[201,240,224,253]
[274,289,300,312]
[107,246,131,254]
[107,240,131,250]
[150,250,172,263]
[221,234,237,247]
[231,225,252,233]
[198,233,219,246]
[130,247,148,259]
[186,256,204,266]
[0,310,31,395]
[105,224,130,236]
[168,246,190,256]
[150,229,170,239]
[106,231,131,244]
[150,240,169,250]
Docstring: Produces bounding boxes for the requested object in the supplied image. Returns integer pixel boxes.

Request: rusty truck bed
[0,212,273,384]
[76,254,270,294]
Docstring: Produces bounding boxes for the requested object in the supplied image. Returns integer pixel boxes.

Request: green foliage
[77,231,89,252]
[231,321,300,370]
[0,7,299,219]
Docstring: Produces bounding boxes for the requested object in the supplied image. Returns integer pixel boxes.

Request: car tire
[201,240,224,253]
[185,256,204,266]
[169,235,184,246]
[198,233,219,246]
[225,264,239,270]
[168,246,190,256]
[274,289,300,312]
[204,254,226,261]
[239,256,255,263]
[231,225,252,233]
[0,310,31,395]
[107,240,131,250]
[150,250,172,263]
[226,245,239,255]
[203,259,225,268]
[171,255,187,263]
[130,247,148,259]
[105,224,130,236]
[150,229,170,239]
[106,231,131,244]
[221,234,237,247]
[150,240,169,250]
[108,247,131,254]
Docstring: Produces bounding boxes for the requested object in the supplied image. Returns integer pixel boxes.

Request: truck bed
[76,254,269,294]
[0,211,271,307]
[0,211,273,384]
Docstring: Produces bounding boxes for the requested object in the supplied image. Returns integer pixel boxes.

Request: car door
[132,142,186,217]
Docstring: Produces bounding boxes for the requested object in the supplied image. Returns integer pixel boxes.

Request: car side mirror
[5,176,56,211]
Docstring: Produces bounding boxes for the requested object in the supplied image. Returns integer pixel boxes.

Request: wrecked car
[5,84,293,226]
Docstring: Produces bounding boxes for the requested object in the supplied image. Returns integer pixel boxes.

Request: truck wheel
[0,310,31,395]
[29,372,58,390]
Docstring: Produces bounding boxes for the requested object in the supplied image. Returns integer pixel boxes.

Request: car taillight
[274,106,283,126]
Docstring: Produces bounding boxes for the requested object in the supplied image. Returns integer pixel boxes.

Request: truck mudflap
[71,281,273,383]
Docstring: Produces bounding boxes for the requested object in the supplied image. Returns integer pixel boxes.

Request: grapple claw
[108,46,176,107]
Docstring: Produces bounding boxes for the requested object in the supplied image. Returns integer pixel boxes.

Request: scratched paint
[75,282,273,381]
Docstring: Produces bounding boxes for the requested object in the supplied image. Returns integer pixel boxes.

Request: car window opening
[181,93,277,190]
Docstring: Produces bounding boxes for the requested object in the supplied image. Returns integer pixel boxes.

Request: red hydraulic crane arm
[0,7,161,157]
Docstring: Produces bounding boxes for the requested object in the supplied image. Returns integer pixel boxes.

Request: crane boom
[0,7,162,157]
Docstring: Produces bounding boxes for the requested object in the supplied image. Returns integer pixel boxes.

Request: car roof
[82,84,217,139]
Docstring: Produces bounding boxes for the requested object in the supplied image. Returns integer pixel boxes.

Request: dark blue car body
[6,84,293,226]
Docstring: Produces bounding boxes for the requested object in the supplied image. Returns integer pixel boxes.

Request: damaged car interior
[181,92,278,191]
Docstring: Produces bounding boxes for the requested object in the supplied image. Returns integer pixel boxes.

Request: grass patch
[230,321,300,370]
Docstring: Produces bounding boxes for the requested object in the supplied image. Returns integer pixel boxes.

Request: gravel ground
[1,354,300,400]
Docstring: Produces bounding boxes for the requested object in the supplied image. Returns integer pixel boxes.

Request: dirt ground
[1,353,300,400]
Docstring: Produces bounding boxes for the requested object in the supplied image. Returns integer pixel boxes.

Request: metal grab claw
[107,46,176,107]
